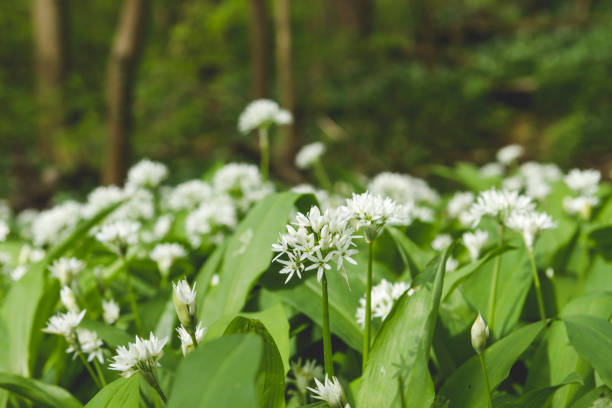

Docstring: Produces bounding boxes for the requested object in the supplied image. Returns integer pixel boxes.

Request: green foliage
[84,376,140,408]
[0,372,82,408]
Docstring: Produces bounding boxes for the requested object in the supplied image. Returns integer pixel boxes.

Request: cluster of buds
[172,279,206,355]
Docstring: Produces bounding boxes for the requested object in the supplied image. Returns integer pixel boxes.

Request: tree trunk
[274,0,298,179]
[103,0,149,186]
[250,0,268,98]
[32,0,68,162]
[334,0,374,37]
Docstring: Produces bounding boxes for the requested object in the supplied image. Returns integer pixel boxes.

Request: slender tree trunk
[250,0,268,98]
[333,0,373,37]
[103,0,149,186]
[412,0,437,70]
[32,0,68,161]
[274,0,298,178]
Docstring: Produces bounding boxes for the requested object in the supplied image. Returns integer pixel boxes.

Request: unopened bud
[471,312,489,354]
[172,280,197,328]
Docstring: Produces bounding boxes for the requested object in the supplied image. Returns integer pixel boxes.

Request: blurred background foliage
[2,0,612,208]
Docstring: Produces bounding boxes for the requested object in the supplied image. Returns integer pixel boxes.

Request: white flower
[238,99,292,134]
[564,169,600,196]
[16,209,39,240]
[185,196,237,247]
[446,257,459,272]
[212,163,274,213]
[125,159,168,190]
[43,310,86,339]
[60,286,80,312]
[114,189,155,221]
[496,144,523,165]
[10,266,27,281]
[307,374,346,408]
[49,257,85,285]
[356,279,412,328]
[466,188,535,227]
[167,180,212,211]
[368,172,439,204]
[505,210,556,250]
[173,280,197,327]
[176,323,207,355]
[520,162,561,200]
[150,243,186,276]
[563,196,598,219]
[290,359,324,395]
[18,244,45,264]
[109,332,167,378]
[345,192,408,240]
[479,162,504,178]
[502,175,523,192]
[545,267,554,279]
[70,329,104,363]
[95,220,141,254]
[0,221,9,241]
[432,234,452,252]
[447,192,475,219]
[32,201,82,247]
[471,312,489,354]
[82,186,125,219]
[296,142,326,169]
[462,230,489,261]
[103,299,120,325]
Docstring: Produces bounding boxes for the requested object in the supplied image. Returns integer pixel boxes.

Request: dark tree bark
[103,0,149,186]
[250,0,268,98]
[334,0,374,37]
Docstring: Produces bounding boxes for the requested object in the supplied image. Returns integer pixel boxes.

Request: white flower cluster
[102,299,120,325]
[150,243,186,276]
[172,280,205,355]
[43,310,104,364]
[166,180,212,212]
[43,310,85,339]
[212,163,274,213]
[238,99,292,134]
[345,192,409,240]
[176,323,206,356]
[307,374,347,408]
[462,230,489,261]
[82,186,125,219]
[185,196,237,247]
[67,329,104,363]
[479,162,504,178]
[563,169,600,219]
[368,172,439,205]
[356,279,412,329]
[49,257,85,285]
[505,210,556,250]
[447,192,475,225]
[60,286,80,312]
[296,142,326,169]
[3,244,45,281]
[496,144,524,165]
[95,220,141,254]
[32,201,82,247]
[125,159,168,190]
[0,220,9,241]
[272,206,358,284]
[519,162,562,200]
[109,332,167,378]
[432,234,452,252]
[289,358,324,396]
[466,188,535,227]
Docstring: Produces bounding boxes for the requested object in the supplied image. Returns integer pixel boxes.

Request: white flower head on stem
[49,257,85,286]
[176,322,207,356]
[173,280,197,327]
[290,358,324,395]
[125,159,168,190]
[60,286,80,312]
[356,280,412,329]
[109,332,167,378]
[150,243,186,277]
[102,299,120,325]
[564,168,600,196]
[368,172,439,205]
[307,374,346,408]
[296,142,326,169]
[466,188,535,227]
[447,192,475,220]
[432,234,452,252]
[496,144,523,165]
[238,99,292,134]
[462,230,489,262]
[43,310,86,339]
[95,220,141,255]
[345,192,408,242]
[471,312,489,354]
[505,210,556,251]
[67,329,104,363]
[563,196,598,220]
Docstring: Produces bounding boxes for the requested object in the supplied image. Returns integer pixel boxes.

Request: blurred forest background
[2,0,612,209]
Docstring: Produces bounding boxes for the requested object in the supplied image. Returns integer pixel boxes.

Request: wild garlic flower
[462,230,489,261]
[479,162,504,178]
[82,186,125,219]
[95,220,140,255]
[496,144,523,165]
[368,172,439,205]
[173,280,197,327]
[125,159,168,190]
[150,243,186,276]
[32,201,82,247]
[432,234,452,252]
[446,257,459,272]
[466,188,535,227]
[0,221,9,241]
[113,189,155,221]
[238,99,292,134]
[102,299,120,325]
[43,310,86,340]
[520,162,562,200]
[60,286,80,312]
[185,196,237,248]
[167,180,212,212]
[212,163,274,213]
[289,358,324,396]
[16,208,38,240]
[345,192,408,242]
[67,329,104,363]
[296,142,326,169]
[109,332,167,378]
[307,374,346,408]
[505,210,556,251]
[564,169,600,197]
[176,323,206,355]
[447,192,475,221]
[49,257,85,285]
[471,313,489,354]
[563,196,598,220]
[356,279,412,329]
[272,206,358,285]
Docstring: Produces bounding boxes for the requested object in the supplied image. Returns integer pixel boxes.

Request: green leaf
[358,245,453,408]
[201,192,303,325]
[0,372,82,408]
[494,373,582,408]
[588,225,612,261]
[168,334,262,408]
[439,320,547,408]
[195,243,226,314]
[564,315,612,389]
[430,162,498,191]
[84,376,140,408]
[79,320,131,348]
[386,226,433,275]
[223,317,285,408]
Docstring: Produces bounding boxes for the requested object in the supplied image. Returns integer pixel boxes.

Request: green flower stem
[258,127,269,181]
[144,370,168,404]
[321,272,334,376]
[478,352,493,408]
[122,255,142,333]
[312,159,333,192]
[398,376,406,408]
[363,240,373,372]
[93,359,107,387]
[526,247,547,321]
[78,351,102,389]
[487,225,504,333]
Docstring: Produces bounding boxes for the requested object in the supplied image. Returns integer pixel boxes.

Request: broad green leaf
[201,192,303,325]
[195,243,226,314]
[588,225,612,261]
[494,373,582,408]
[0,372,82,408]
[568,386,612,408]
[84,376,139,408]
[439,320,547,408]
[430,162,498,191]
[223,317,285,408]
[168,334,262,408]
[358,245,453,408]
[564,315,612,389]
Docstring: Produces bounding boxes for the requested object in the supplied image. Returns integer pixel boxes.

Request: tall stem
[259,127,269,180]
[123,255,142,332]
[321,273,334,376]
[487,225,504,333]
[78,351,102,389]
[398,376,406,408]
[363,240,373,371]
[527,246,546,321]
[478,352,493,408]
[93,359,107,387]
[144,370,168,404]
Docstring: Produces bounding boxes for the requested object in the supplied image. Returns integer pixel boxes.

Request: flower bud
[471,312,489,354]
[172,280,197,328]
